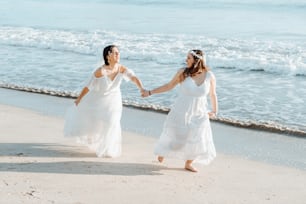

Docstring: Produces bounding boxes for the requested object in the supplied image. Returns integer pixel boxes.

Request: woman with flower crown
[142,50,218,172]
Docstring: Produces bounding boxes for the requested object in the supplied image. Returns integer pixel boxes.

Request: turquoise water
[0,0,305,133]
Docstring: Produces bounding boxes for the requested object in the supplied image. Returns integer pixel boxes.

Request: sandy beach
[0,89,306,204]
[1,0,306,203]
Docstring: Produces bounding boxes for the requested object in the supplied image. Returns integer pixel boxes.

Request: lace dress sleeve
[122,68,136,81]
[84,73,97,90]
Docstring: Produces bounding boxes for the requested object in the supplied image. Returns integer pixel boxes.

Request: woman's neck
[106,62,117,70]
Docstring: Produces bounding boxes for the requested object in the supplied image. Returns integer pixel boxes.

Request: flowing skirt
[64,90,122,157]
[154,96,216,164]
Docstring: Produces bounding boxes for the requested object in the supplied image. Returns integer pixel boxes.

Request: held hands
[140,89,151,98]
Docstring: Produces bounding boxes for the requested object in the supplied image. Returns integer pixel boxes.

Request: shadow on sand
[0,143,165,176]
[0,143,96,158]
[0,161,165,176]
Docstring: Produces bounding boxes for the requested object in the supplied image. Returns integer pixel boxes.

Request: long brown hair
[181,50,209,81]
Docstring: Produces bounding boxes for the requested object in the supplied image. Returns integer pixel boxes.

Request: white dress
[64,66,135,157]
[154,71,216,164]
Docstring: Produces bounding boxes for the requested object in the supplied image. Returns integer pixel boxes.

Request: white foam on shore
[1,85,305,137]
[1,26,305,76]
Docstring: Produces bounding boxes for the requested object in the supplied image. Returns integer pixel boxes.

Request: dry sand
[0,104,306,204]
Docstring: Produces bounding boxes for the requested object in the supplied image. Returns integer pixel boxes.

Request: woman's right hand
[74,99,81,106]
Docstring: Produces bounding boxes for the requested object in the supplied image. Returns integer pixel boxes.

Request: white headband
[189,50,204,60]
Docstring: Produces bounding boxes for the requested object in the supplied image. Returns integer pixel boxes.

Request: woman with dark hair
[64,45,145,158]
[142,50,218,172]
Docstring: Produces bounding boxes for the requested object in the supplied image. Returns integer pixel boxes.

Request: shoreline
[1,85,305,137]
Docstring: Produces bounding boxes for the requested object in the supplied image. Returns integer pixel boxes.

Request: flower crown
[189,50,204,60]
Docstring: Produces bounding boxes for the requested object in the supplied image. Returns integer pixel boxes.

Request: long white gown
[64,66,135,157]
[154,71,216,164]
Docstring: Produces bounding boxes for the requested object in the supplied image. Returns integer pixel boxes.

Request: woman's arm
[145,69,184,97]
[121,65,145,92]
[75,68,103,106]
[208,73,218,117]
[130,75,145,92]
[75,87,89,106]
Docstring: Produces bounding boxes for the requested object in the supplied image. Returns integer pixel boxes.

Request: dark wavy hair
[103,45,117,65]
[182,49,209,81]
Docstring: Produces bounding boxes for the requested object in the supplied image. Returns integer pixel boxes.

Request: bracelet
[149,90,152,95]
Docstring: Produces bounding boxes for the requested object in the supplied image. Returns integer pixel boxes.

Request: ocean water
[0,0,306,135]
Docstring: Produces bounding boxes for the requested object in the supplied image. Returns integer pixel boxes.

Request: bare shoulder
[176,68,185,77]
[119,64,127,73]
[207,69,215,77]
[177,67,185,73]
[94,67,103,78]
[207,70,216,82]
[174,68,185,77]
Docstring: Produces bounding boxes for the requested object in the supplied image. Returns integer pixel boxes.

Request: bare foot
[185,164,198,173]
[157,156,164,163]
